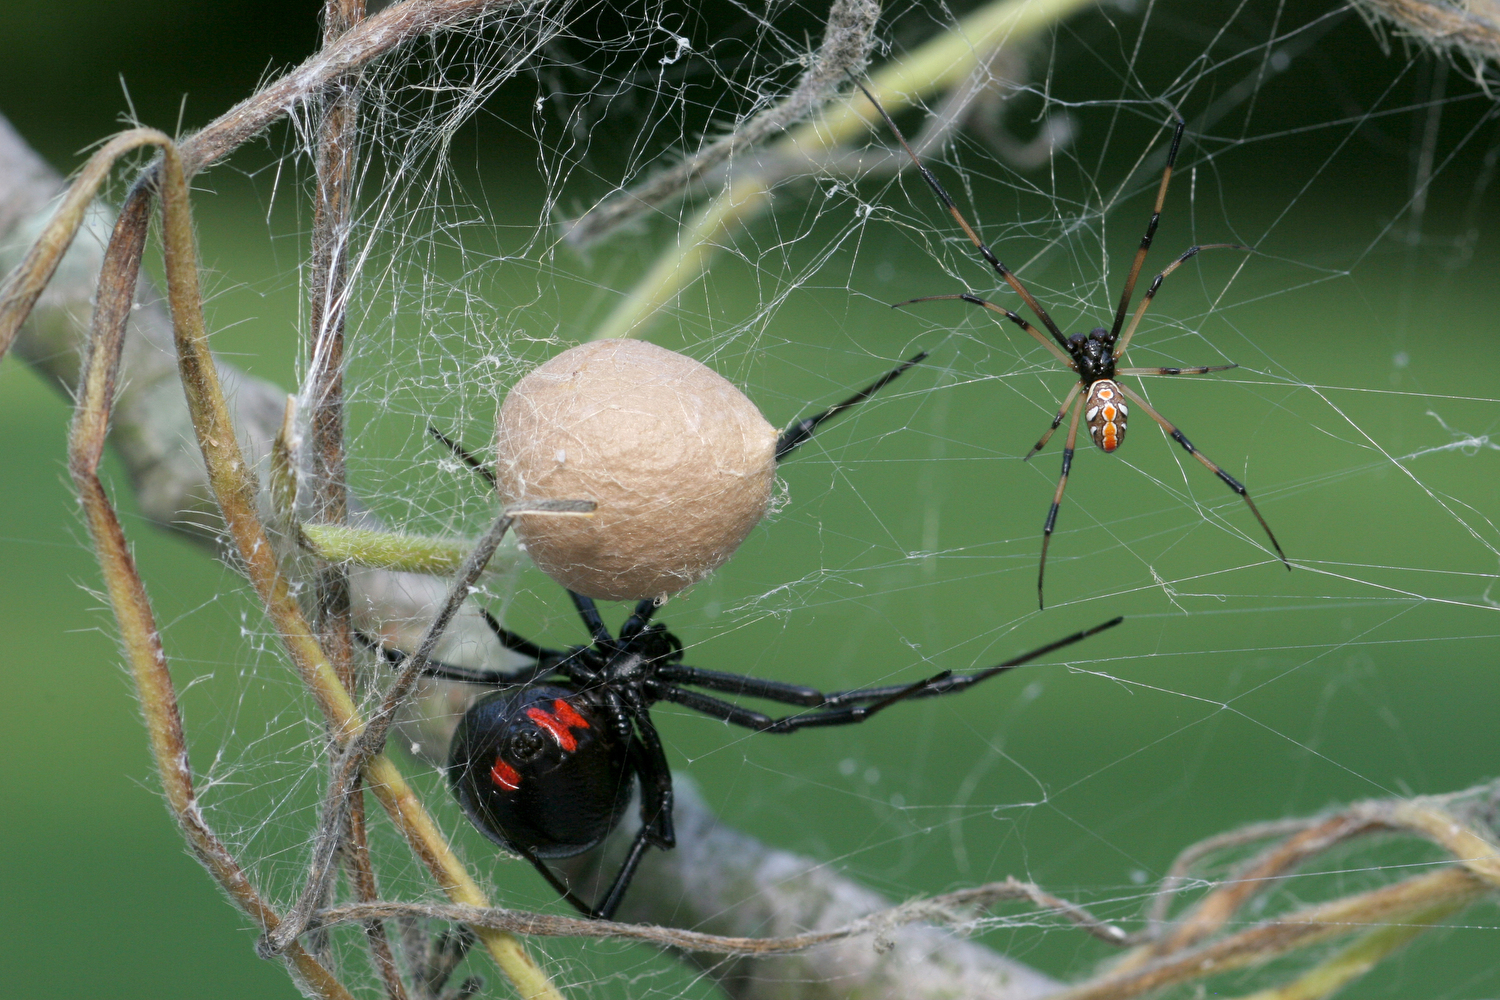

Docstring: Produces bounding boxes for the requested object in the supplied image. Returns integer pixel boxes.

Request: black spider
[381,592,1122,919]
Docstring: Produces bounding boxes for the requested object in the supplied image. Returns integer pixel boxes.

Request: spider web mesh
[20,0,1500,996]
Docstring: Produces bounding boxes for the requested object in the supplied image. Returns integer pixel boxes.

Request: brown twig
[312,874,1125,954]
[561,0,880,248]
[75,130,564,998]
[1144,816,1325,931]
[64,139,353,1000]
[304,0,400,991]
[1055,866,1490,1000]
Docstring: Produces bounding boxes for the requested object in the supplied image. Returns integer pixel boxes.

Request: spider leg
[428,425,497,488]
[1024,382,1084,462]
[1112,244,1251,359]
[586,717,675,921]
[1114,382,1290,568]
[813,614,1124,707]
[856,82,1070,351]
[616,598,663,642]
[892,293,1075,369]
[1116,364,1237,377]
[1038,393,1085,609]
[362,636,561,687]
[774,351,928,462]
[1106,113,1185,342]
[657,677,935,732]
[570,591,615,647]
[656,664,826,705]
[476,606,566,662]
[627,711,676,849]
[520,845,608,919]
[656,616,1122,732]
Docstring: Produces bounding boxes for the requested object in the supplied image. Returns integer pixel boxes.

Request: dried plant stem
[41,129,565,998]
[309,0,362,693]
[175,0,548,180]
[1,1,565,989]
[3,0,537,368]
[304,0,399,990]
[1228,895,1468,1000]
[1353,0,1500,73]
[156,147,562,996]
[1052,867,1489,1000]
[1145,816,1324,929]
[64,142,353,1000]
[562,0,879,248]
[1128,813,1383,964]
[0,131,166,357]
[590,0,1099,341]
[313,873,1123,953]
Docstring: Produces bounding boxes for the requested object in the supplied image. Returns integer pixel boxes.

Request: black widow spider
[398,354,1120,918]
[858,84,1291,608]
[381,591,1121,920]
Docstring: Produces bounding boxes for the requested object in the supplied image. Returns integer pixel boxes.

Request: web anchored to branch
[2,0,1499,998]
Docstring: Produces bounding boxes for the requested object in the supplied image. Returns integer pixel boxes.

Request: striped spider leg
[858,82,1290,608]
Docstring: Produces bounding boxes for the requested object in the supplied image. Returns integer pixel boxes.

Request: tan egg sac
[495,339,779,602]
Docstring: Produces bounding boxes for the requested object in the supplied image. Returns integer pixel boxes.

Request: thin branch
[1050,867,1490,1000]
[86,134,565,1000]
[304,0,397,989]
[65,145,354,1000]
[562,0,879,248]
[1145,816,1325,929]
[176,0,553,180]
[313,874,1125,953]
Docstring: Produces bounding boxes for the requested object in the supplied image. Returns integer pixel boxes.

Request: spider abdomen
[448,685,633,859]
[1084,380,1128,453]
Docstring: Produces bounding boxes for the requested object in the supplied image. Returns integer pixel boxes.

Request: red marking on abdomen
[551,699,590,731]
[527,706,580,752]
[490,757,521,791]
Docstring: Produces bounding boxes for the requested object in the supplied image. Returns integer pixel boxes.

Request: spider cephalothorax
[1068,327,1118,386]
[863,82,1292,607]
[381,592,1120,920]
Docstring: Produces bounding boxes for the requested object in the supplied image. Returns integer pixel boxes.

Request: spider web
[5,0,1500,997]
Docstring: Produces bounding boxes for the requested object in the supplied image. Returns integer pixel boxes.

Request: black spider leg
[1114,382,1290,569]
[1024,382,1084,462]
[655,616,1123,732]
[1038,393,1085,610]
[428,425,497,488]
[569,591,615,648]
[774,351,928,461]
[1112,243,1252,360]
[595,707,677,920]
[656,664,826,706]
[1106,112,1186,344]
[475,606,560,663]
[357,630,566,688]
[1115,365,1237,377]
[550,694,674,920]
[616,597,664,643]
[657,674,937,732]
[892,293,1075,369]
[856,81,1069,350]
[518,845,605,919]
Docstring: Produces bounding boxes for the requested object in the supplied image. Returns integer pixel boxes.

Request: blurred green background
[2,1,1497,998]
